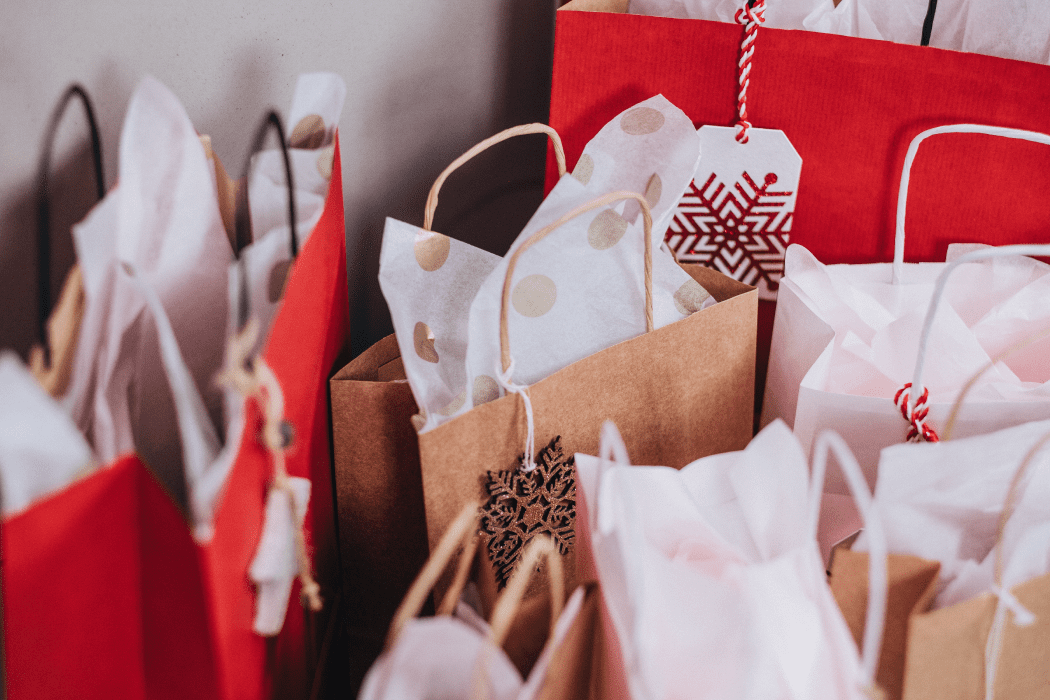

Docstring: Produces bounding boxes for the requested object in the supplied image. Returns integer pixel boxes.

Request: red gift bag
[160,119,348,700]
[3,93,347,699]
[548,1,1050,405]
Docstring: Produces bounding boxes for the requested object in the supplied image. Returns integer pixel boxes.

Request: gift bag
[0,84,152,700]
[359,503,598,700]
[549,1,1050,407]
[761,126,1050,548]
[573,420,890,700]
[329,124,570,681]
[829,419,1050,700]
[388,102,754,602]
[177,86,348,699]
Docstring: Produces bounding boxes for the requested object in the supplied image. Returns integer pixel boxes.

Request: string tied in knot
[985,584,1037,700]
[495,358,536,473]
[991,584,1037,627]
[733,0,767,144]
[893,382,940,443]
[218,323,323,628]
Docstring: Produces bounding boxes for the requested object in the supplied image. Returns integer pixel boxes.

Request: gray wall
[0,0,556,357]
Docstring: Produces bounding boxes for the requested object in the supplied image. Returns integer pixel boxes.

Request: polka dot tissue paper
[380,95,714,433]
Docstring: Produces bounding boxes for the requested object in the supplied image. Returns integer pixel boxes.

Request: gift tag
[665,126,801,301]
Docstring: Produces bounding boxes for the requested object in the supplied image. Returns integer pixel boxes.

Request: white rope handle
[809,431,888,690]
[893,124,1050,284]
[594,420,632,533]
[907,244,1050,418]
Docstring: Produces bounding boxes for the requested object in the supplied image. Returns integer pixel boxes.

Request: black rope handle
[234,110,298,329]
[921,0,938,46]
[35,84,105,352]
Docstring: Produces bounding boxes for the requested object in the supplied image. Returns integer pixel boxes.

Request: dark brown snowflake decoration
[479,436,576,589]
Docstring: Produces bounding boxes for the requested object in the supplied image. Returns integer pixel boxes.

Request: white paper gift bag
[574,420,890,700]
[762,125,1050,541]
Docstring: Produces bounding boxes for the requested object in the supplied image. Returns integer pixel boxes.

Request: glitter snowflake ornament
[480,436,575,588]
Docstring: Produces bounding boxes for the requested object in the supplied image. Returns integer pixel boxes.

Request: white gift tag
[665,126,801,301]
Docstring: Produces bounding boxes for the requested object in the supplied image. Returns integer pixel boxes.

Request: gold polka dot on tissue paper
[620,107,665,135]
[512,274,557,317]
[674,279,713,316]
[588,209,628,250]
[645,173,662,208]
[437,389,466,416]
[290,114,326,149]
[414,321,440,363]
[414,230,451,271]
[268,260,292,303]
[572,154,594,185]
[316,144,335,179]
[473,375,500,405]
[411,409,427,432]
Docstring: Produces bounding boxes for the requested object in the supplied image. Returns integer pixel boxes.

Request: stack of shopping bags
[338,3,1050,699]
[8,1,1050,697]
[2,73,348,699]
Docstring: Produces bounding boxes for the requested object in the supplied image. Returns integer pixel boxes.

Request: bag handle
[35,84,105,358]
[385,503,481,650]
[488,536,565,649]
[499,191,654,375]
[468,536,565,700]
[423,123,567,232]
[942,323,1050,440]
[981,428,1050,699]
[920,0,938,46]
[899,244,1050,436]
[892,124,1050,285]
[809,431,888,692]
[233,110,298,329]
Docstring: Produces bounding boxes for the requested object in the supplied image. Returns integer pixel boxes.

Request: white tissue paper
[856,419,1050,610]
[381,94,712,432]
[574,420,870,700]
[803,0,1050,65]
[359,587,586,700]
[0,352,96,516]
[629,0,824,31]
[228,72,347,358]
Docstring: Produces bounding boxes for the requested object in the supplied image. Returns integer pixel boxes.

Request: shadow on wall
[0,138,96,361]
[345,0,558,357]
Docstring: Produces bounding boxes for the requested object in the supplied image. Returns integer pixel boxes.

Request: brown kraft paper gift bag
[829,435,1050,700]
[417,190,757,600]
[329,334,431,681]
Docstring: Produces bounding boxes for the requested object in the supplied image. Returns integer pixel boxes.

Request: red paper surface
[548,12,1050,266]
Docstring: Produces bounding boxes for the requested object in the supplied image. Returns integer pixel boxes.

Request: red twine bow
[733,0,767,144]
[893,383,940,443]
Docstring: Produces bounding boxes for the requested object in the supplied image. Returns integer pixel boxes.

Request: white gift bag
[762,125,1050,539]
[574,420,889,700]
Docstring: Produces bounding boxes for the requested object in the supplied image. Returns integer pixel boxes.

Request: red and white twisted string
[893,383,940,443]
[734,0,767,144]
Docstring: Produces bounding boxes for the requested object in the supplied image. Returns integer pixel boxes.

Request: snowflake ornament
[479,436,575,588]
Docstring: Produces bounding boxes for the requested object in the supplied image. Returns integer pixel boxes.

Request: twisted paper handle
[733,0,767,144]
